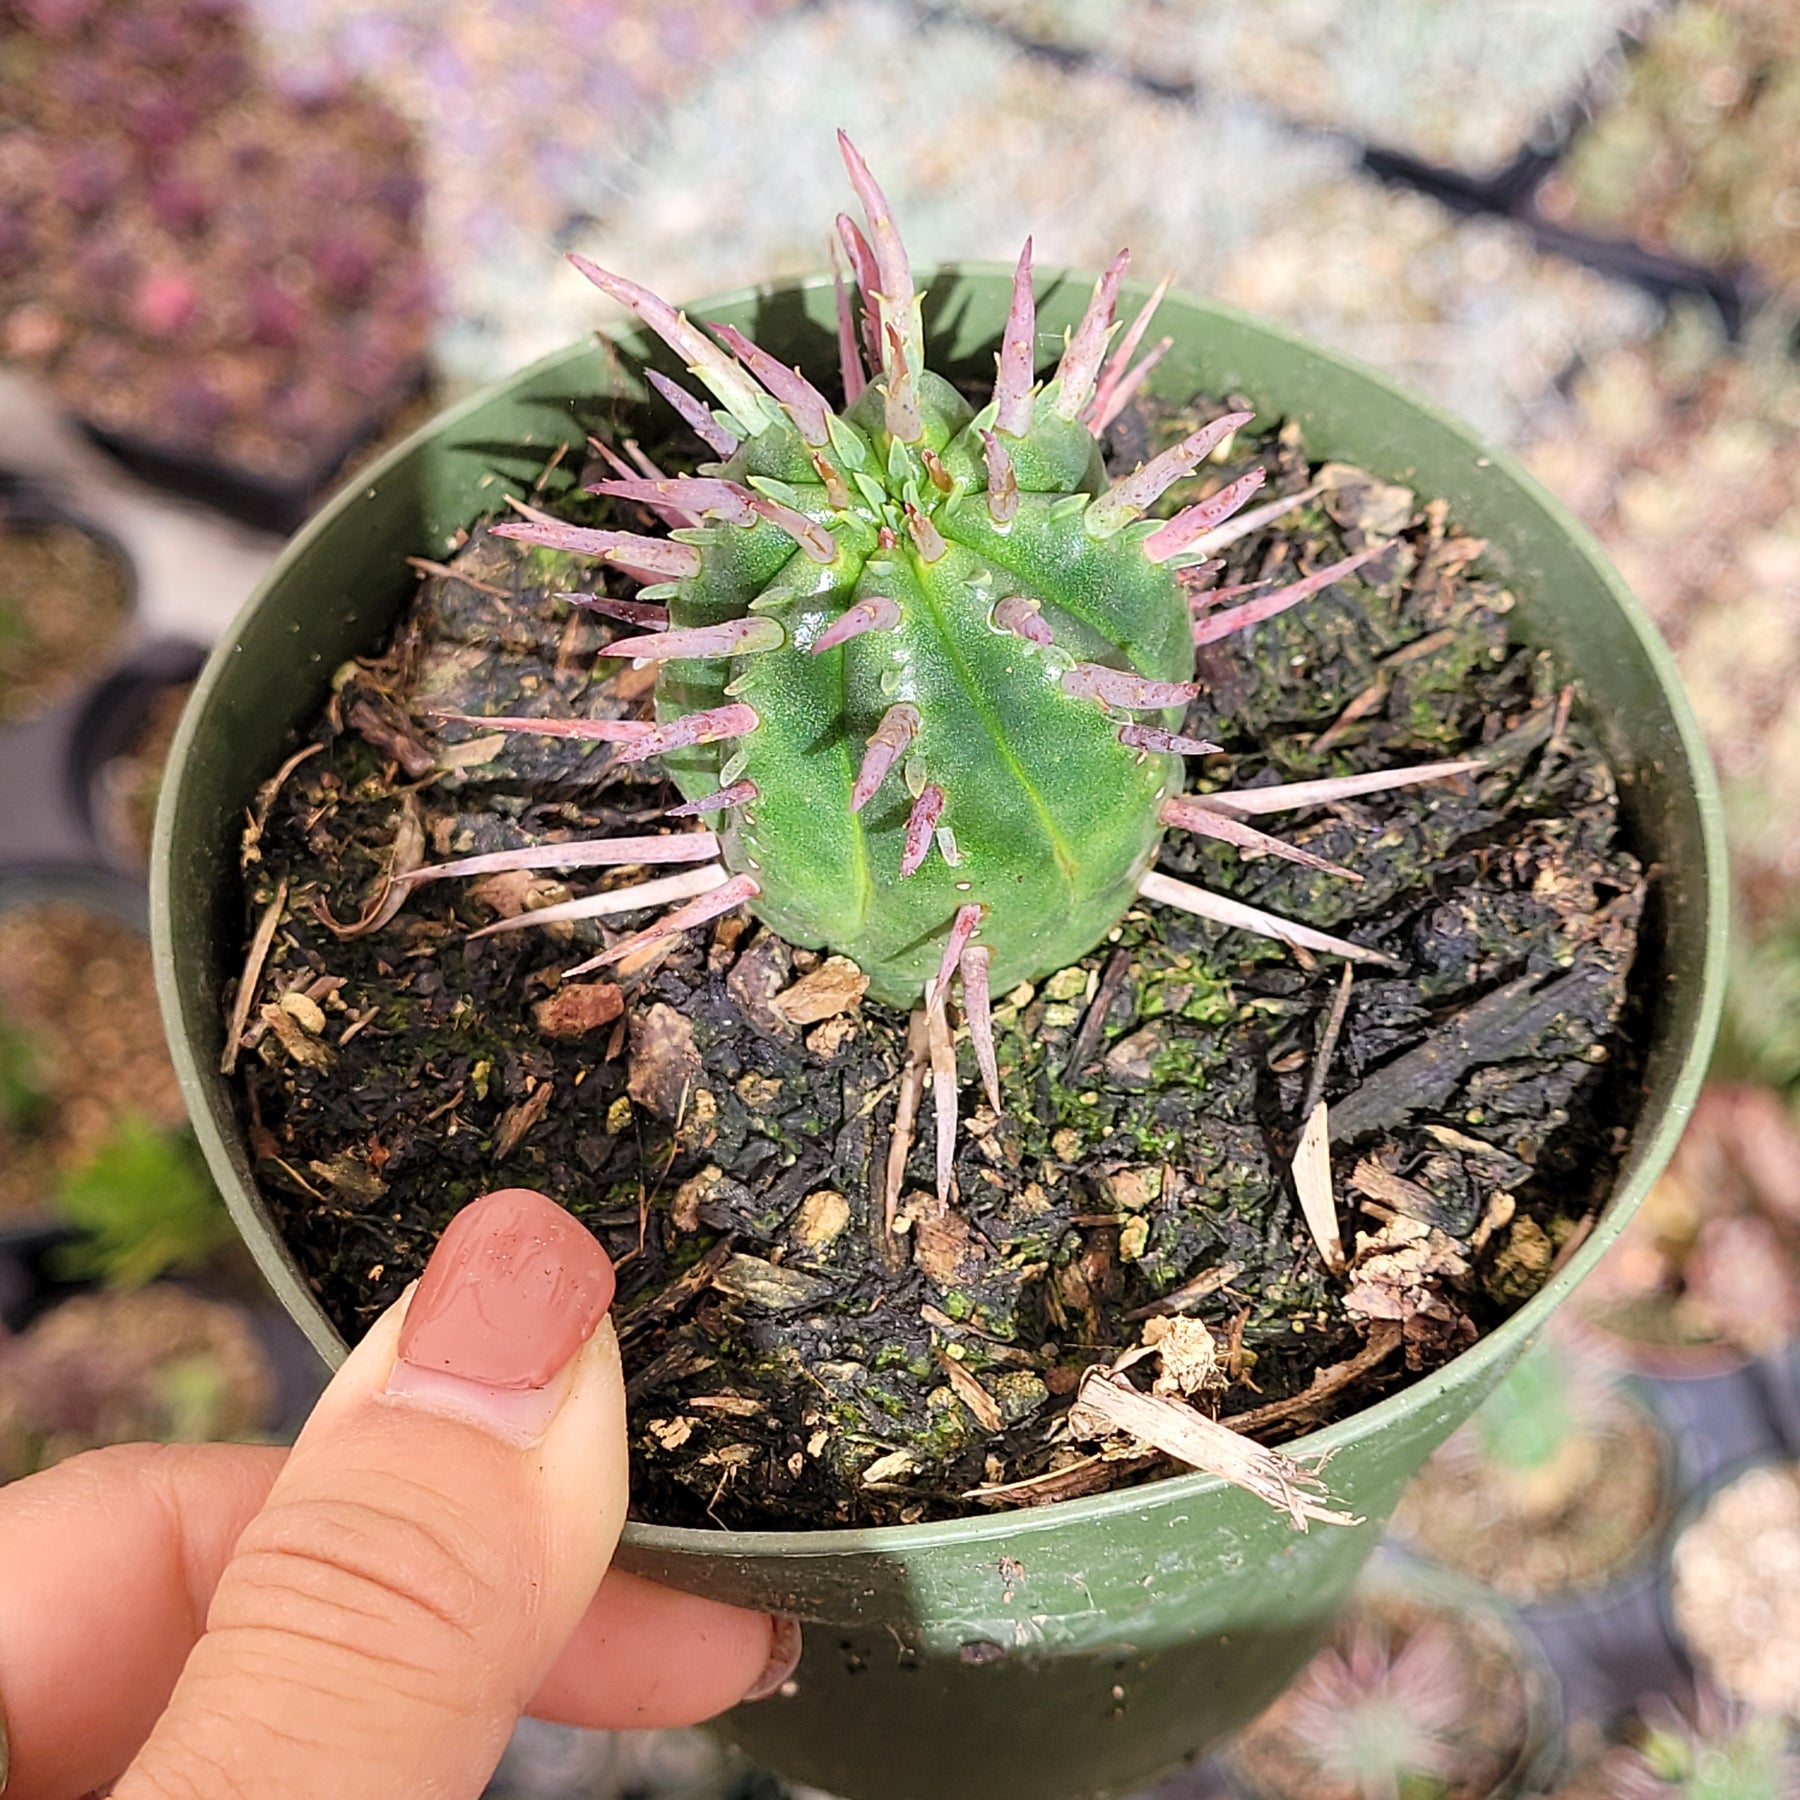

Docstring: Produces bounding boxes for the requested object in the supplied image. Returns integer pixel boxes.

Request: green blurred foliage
[0,1004,49,1135]
[1469,1342,1578,1474]
[1636,1707,1797,1800]
[50,1113,234,1289]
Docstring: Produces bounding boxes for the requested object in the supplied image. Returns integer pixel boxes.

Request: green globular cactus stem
[431,132,1488,1199]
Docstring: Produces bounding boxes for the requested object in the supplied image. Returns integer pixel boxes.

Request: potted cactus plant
[152,138,1725,1800]
[1218,1556,1562,1800]
[1550,1690,1800,1800]
[1387,1324,1675,1605]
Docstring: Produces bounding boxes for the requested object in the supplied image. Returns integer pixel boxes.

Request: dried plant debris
[229,394,1645,1529]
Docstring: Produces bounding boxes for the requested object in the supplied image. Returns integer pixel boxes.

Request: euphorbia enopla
[423,134,1478,1195]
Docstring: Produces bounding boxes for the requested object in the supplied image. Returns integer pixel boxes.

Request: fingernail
[741,1616,803,1702]
[387,1188,615,1443]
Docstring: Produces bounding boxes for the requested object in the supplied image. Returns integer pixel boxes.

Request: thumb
[118,1189,628,1800]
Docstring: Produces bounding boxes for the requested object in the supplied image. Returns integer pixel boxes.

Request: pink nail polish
[741,1616,804,1702]
[386,1188,615,1442]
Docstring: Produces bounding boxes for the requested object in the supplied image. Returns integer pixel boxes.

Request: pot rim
[151,263,1731,1560]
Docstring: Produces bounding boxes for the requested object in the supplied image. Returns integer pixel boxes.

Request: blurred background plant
[0,1285,273,1481]
[0,902,231,1276]
[1222,1560,1559,1800]
[1390,1327,1672,1602]
[51,1112,235,1287]
[1552,1690,1800,1800]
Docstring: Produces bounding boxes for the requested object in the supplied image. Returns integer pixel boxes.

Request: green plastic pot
[151,268,1727,1800]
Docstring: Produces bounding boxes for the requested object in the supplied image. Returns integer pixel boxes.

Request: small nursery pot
[152,270,1727,1800]
[0,476,207,901]
[1219,1551,1565,1800]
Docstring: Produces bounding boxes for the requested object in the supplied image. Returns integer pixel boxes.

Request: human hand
[0,1187,800,1799]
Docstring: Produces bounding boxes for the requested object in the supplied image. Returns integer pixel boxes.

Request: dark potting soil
[225,393,1647,1530]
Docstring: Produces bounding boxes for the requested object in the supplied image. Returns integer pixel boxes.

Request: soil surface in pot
[1670,1462,1800,1721]
[224,391,1648,1529]
[0,516,132,724]
[0,902,193,1222]
[1388,1385,1669,1603]
[1221,1566,1550,1800]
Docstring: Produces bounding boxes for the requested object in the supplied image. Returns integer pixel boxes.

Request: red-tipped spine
[563,873,761,977]
[558,591,671,629]
[567,253,776,433]
[904,502,947,563]
[1086,273,1172,428]
[1161,795,1360,881]
[1143,468,1270,564]
[1087,336,1171,436]
[993,238,1036,436]
[980,428,1019,526]
[647,370,739,458]
[837,133,921,372]
[711,322,833,446]
[927,995,958,1204]
[1087,409,1255,535]
[586,476,756,527]
[813,594,901,654]
[901,785,945,876]
[403,832,720,887]
[929,903,985,1011]
[432,711,655,744]
[1119,723,1223,756]
[959,944,1001,1114]
[851,704,920,813]
[492,517,702,580]
[994,595,1052,645]
[811,450,853,511]
[1052,249,1128,420]
[598,616,784,662]
[746,494,837,564]
[835,211,884,372]
[830,236,867,403]
[609,702,760,767]
[1063,664,1200,710]
[1191,548,1380,646]
[589,434,652,489]
[624,441,667,482]
[666,780,759,818]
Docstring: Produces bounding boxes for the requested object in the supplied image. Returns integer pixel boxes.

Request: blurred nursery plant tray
[0,0,433,531]
[1537,0,1800,305]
